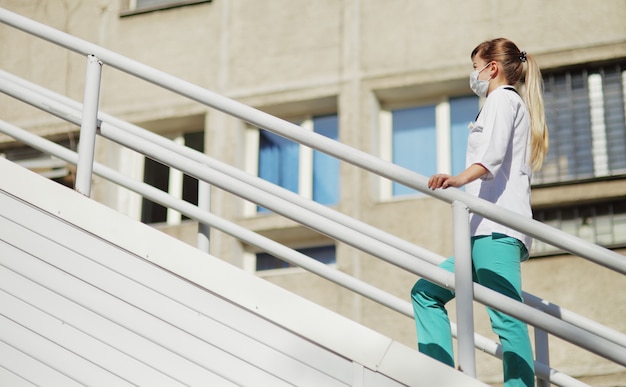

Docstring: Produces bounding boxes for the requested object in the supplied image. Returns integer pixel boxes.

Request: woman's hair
[471,38,549,171]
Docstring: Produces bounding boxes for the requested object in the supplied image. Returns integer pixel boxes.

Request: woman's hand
[428,174,464,190]
[428,164,489,190]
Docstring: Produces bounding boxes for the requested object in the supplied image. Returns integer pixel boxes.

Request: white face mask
[469,62,492,98]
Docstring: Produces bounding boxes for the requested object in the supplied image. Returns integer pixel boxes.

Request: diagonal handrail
[2,70,623,384]
[2,69,625,354]
[0,7,622,276]
[0,118,596,387]
[2,69,626,374]
[8,70,626,354]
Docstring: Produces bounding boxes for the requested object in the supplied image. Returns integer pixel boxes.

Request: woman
[411,38,548,387]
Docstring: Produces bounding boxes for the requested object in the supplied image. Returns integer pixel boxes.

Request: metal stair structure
[0,7,625,386]
[0,157,484,386]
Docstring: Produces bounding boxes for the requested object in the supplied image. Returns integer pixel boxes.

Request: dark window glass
[256,245,336,271]
[535,62,626,184]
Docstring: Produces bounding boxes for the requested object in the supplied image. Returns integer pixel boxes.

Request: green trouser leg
[411,257,457,367]
[411,234,535,387]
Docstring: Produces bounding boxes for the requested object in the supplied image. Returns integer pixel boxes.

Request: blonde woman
[411,38,548,387]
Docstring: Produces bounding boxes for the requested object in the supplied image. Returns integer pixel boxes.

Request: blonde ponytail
[472,39,550,171]
[523,54,549,171]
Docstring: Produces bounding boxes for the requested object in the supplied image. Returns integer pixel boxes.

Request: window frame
[140,130,205,225]
[532,199,626,257]
[244,113,339,216]
[533,60,626,186]
[378,95,478,200]
[120,0,212,17]
[0,137,77,189]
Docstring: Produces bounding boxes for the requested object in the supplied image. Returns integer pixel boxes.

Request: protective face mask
[469,62,492,98]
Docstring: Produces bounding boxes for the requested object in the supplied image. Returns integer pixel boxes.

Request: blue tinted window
[313,115,339,205]
[450,96,479,175]
[392,106,437,196]
[258,130,299,212]
[259,130,299,192]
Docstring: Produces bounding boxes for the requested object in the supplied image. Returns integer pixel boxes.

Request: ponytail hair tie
[520,50,527,63]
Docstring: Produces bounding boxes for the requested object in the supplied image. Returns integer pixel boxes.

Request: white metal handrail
[4,69,626,352]
[0,118,592,387]
[3,7,623,277]
[1,7,625,384]
[2,74,625,385]
[3,80,620,384]
[7,66,625,357]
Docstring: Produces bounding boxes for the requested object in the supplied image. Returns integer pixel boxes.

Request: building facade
[1,0,625,384]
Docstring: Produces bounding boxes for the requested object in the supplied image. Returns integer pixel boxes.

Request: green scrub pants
[411,233,535,387]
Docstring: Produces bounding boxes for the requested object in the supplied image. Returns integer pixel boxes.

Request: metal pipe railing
[453,201,476,376]
[535,326,551,387]
[9,66,626,352]
[0,118,412,316]
[0,119,600,387]
[2,56,626,358]
[0,68,445,266]
[2,6,625,383]
[2,67,626,378]
[75,54,102,197]
[3,90,626,367]
[2,7,623,277]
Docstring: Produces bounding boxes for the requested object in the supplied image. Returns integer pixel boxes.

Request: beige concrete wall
[1,0,625,384]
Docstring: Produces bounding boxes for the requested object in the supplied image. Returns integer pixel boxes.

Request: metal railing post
[535,301,551,387]
[452,201,476,376]
[197,180,211,253]
[75,54,102,197]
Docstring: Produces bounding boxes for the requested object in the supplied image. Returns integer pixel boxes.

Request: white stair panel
[0,341,73,387]
[0,156,486,386]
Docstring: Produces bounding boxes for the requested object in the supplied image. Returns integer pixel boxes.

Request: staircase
[1,7,625,386]
[0,158,485,386]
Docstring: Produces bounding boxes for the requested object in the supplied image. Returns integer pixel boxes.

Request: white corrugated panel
[0,157,486,387]
[0,194,344,386]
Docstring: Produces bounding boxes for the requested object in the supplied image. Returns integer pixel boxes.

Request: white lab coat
[465,85,533,254]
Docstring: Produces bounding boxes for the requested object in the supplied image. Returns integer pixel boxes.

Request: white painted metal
[3,70,623,357]
[0,115,606,387]
[12,95,626,366]
[0,7,623,277]
[75,54,102,197]
[0,76,624,385]
[0,157,487,387]
[0,68,446,267]
[197,180,211,252]
[0,340,86,387]
[535,328,551,387]
[89,122,626,366]
[453,201,476,377]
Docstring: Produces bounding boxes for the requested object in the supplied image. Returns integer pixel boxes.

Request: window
[534,62,626,184]
[121,0,211,16]
[141,131,204,224]
[254,114,339,212]
[256,245,336,271]
[1,140,76,189]
[532,199,626,255]
[391,105,437,196]
[380,95,479,197]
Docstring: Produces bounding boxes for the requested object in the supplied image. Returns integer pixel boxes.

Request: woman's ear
[490,61,499,78]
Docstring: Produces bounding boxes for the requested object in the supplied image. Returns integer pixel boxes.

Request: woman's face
[472,55,493,81]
